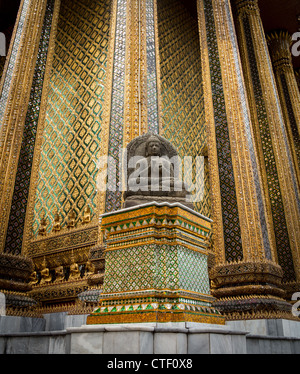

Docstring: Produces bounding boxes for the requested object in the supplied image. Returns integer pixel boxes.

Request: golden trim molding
[96,0,119,238]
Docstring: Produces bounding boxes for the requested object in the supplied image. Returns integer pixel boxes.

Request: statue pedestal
[87,202,224,325]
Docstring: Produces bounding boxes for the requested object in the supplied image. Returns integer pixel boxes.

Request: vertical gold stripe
[153,0,163,134]
[123,0,148,146]
[197,0,226,263]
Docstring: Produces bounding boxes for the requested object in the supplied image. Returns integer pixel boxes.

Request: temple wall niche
[33,0,111,234]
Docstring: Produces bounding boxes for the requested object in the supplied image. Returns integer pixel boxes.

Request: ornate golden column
[0,0,49,253]
[0,0,53,316]
[197,0,294,319]
[231,0,300,297]
[267,31,300,184]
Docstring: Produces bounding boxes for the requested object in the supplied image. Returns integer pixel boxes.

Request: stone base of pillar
[210,260,294,320]
[212,295,293,321]
[0,253,37,316]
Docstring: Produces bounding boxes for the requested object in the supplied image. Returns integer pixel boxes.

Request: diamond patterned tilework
[103,244,210,295]
[103,244,159,293]
[33,0,111,233]
[178,247,210,295]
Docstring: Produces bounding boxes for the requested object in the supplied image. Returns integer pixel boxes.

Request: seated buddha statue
[67,210,76,229]
[128,135,175,192]
[55,265,65,282]
[69,252,81,280]
[52,212,61,233]
[29,271,39,286]
[85,260,95,276]
[81,205,91,224]
[38,216,47,236]
[40,259,52,285]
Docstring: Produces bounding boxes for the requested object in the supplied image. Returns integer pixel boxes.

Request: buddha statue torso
[124,134,192,208]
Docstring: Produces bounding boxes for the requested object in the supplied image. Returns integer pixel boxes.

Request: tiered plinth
[87,202,225,325]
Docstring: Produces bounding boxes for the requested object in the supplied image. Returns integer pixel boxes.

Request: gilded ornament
[85,260,96,277]
[38,216,48,237]
[29,271,39,286]
[52,212,61,232]
[68,251,81,280]
[67,210,76,229]
[81,205,91,225]
[54,265,65,282]
[40,258,52,285]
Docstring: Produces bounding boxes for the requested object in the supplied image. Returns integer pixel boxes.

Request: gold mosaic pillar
[0,0,51,316]
[197,0,293,319]
[0,0,49,253]
[267,31,300,185]
[232,0,300,295]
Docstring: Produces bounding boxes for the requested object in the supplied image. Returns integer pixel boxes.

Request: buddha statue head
[145,135,162,157]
